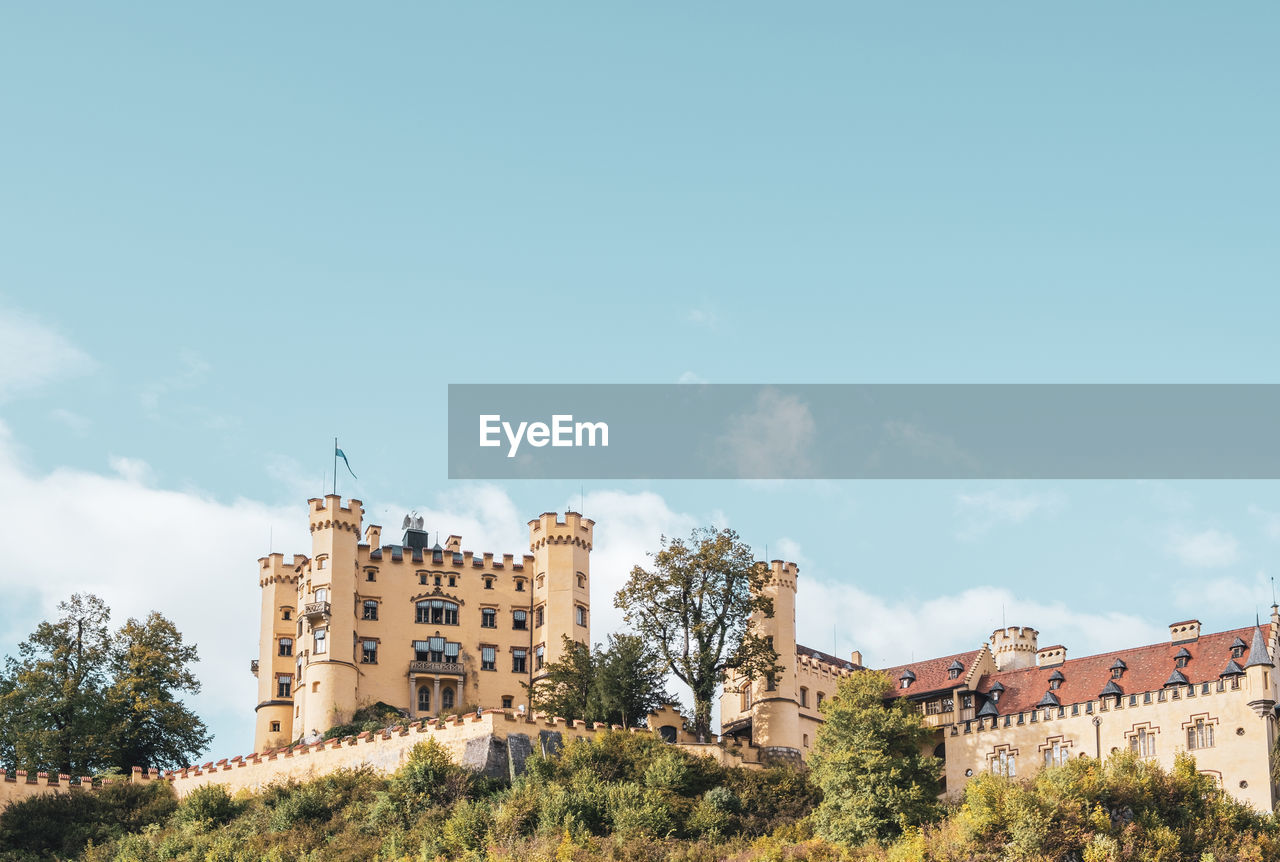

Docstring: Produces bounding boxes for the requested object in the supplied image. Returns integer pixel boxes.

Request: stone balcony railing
[250,659,259,676]
[303,601,330,620]
[409,660,464,676]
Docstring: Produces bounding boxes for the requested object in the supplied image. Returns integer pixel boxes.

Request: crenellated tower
[989,626,1038,671]
[296,496,364,736]
[751,560,802,761]
[529,512,593,669]
[253,553,306,751]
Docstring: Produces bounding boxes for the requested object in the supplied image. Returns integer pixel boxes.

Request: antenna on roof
[1271,575,1276,607]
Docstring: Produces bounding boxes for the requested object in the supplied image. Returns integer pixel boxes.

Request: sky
[1,5,1279,759]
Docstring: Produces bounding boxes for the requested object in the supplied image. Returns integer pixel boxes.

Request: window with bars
[481,608,497,628]
[481,646,496,671]
[512,649,527,673]
[362,600,378,620]
[513,610,528,631]
[361,640,378,664]
[277,675,292,698]
[278,637,293,657]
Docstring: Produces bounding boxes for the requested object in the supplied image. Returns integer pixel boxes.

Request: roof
[972,626,1262,714]
[796,644,860,671]
[881,649,982,699]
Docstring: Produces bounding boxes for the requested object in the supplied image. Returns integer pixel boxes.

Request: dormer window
[1231,646,1245,659]
[947,659,964,680]
[1049,679,1061,690]
[1174,649,1190,669]
[899,669,916,689]
[1110,659,1127,679]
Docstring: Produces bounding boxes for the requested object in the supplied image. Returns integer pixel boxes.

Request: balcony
[922,711,955,729]
[303,601,331,621]
[409,660,464,677]
[250,659,259,676]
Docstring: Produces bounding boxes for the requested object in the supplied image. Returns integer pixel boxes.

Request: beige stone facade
[253,496,593,752]
[722,561,1280,811]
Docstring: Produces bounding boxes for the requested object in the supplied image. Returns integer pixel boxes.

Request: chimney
[1170,620,1201,643]
[445,535,462,552]
[850,650,863,667]
[1036,645,1067,667]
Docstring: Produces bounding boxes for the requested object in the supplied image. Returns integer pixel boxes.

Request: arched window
[741,685,752,710]
[278,637,293,657]
[418,686,430,712]
[416,600,459,625]
[442,687,455,710]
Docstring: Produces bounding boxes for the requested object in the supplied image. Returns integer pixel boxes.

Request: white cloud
[954,489,1064,541]
[686,306,718,328]
[1250,506,1280,540]
[0,307,94,401]
[1168,528,1240,568]
[49,407,91,434]
[717,389,816,478]
[1169,569,1273,618]
[677,371,708,384]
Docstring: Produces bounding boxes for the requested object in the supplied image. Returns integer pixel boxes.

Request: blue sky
[1,5,1279,757]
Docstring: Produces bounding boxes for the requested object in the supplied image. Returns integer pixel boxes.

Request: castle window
[366,569,376,582]
[434,575,442,586]
[816,692,825,707]
[1043,740,1069,767]
[316,557,327,570]
[513,610,528,630]
[278,637,293,657]
[502,696,513,709]
[1187,719,1215,750]
[442,687,454,710]
[282,609,291,621]
[315,588,328,603]
[577,573,586,589]
[803,734,809,747]
[515,579,525,592]
[512,649,527,673]
[800,687,809,707]
[361,640,378,664]
[1112,667,1123,679]
[990,749,1016,778]
[1129,727,1156,757]
[576,606,587,627]
[537,574,545,589]
[420,574,427,585]
[313,629,327,654]
[1049,679,1060,690]
[481,646,496,671]
[484,578,494,590]
[418,687,430,712]
[416,600,459,625]
[535,644,545,670]
[948,668,960,680]
[741,685,752,710]
[1175,656,1188,668]
[448,576,456,587]
[1231,645,1246,659]
[277,675,292,698]
[535,606,545,628]
[481,608,497,629]
[270,721,281,733]
[362,600,378,621]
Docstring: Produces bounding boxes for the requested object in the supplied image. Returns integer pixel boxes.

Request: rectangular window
[535,644,545,670]
[481,646,496,671]
[513,610,528,630]
[313,629,327,654]
[1187,720,1215,750]
[576,606,587,627]
[363,600,378,621]
[502,696,513,709]
[481,608,497,628]
[413,640,430,661]
[361,640,378,664]
[277,675,292,698]
[535,606,544,628]
[270,721,281,732]
[444,642,460,663]
[512,649,527,673]
[279,637,293,657]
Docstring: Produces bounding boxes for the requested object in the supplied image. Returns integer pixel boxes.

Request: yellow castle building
[722,561,1280,811]
[253,496,592,751]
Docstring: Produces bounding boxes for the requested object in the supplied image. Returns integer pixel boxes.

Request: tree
[595,633,670,728]
[104,612,211,771]
[0,594,210,775]
[526,636,597,724]
[615,527,778,741]
[0,593,112,774]
[807,670,943,847]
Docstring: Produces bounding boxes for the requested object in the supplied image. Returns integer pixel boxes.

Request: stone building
[721,560,1280,810]
[253,496,592,751]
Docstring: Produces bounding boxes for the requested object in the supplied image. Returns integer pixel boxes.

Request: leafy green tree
[595,633,670,728]
[615,527,778,741]
[0,593,112,774]
[0,594,210,775]
[104,611,211,771]
[526,635,597,723]
[808,670,943,847]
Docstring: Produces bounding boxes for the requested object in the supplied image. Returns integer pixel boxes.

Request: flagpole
[333,437,338,496]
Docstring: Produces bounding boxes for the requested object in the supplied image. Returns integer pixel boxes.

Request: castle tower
[297,496,364,736]
[253,553,304,751]
[752,560,802,761]
[989,626,1038,671]
[529,512,593,669]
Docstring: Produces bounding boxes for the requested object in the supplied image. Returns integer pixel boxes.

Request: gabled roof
[1164,669,1189,687]
[1100,680,1124,697]
[1110,658,1127,671]
[969,626,1257,713]
[1048,669,1065,682]
[977,698,999,718]
[1174,647,1192,660]
[1221,660,1245,676]
[1036,691,1061,708]
[796,643,861,671]
[881,649,982,699]
[1231,637,1248,650]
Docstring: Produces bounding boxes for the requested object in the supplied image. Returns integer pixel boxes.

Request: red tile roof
[796,643,860,671]
[974,626,1262,714]
[881,649,983,699]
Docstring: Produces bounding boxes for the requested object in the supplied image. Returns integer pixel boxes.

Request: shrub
[175,782,245,826]
[0,780,176,860]
[387,739,473,811]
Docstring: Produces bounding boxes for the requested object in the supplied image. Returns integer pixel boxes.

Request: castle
[253,496,592,751]
[721,561,1280,810]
